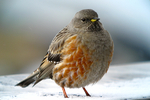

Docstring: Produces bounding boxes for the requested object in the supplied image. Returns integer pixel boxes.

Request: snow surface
[1,62,150,100]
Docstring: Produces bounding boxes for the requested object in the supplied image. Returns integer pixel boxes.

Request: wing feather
[34,27,75,84]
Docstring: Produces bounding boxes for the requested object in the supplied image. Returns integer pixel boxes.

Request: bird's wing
[34,27,75,85]
[16,27,75,87]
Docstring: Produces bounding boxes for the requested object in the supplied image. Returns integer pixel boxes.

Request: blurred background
[0,0,150,75]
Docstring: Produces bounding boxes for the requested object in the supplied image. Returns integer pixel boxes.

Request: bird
[16,9,114,98]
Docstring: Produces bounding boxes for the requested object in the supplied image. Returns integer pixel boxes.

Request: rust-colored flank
[53,35,93,87]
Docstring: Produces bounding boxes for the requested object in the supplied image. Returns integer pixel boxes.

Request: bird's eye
[81,18,86,22]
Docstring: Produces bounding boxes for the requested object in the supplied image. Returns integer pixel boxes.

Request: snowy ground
[1,62,150,100]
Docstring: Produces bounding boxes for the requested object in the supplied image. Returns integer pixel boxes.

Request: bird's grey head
[68,9,103,32]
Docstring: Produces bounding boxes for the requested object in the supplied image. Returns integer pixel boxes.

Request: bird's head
[68,9,103,32]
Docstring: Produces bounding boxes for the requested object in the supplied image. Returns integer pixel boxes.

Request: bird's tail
[15,71,39,87]
[16,52,55,87]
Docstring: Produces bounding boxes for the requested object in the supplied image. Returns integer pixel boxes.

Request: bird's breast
[53,31,113,88]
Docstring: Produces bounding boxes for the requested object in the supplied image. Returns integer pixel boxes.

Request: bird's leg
[62,87,68,98]
[82,87,91,96]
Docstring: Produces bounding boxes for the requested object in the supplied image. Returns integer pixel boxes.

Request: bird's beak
[91,17,100,22]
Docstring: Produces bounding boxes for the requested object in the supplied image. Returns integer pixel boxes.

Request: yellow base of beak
[91,19,97,22]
